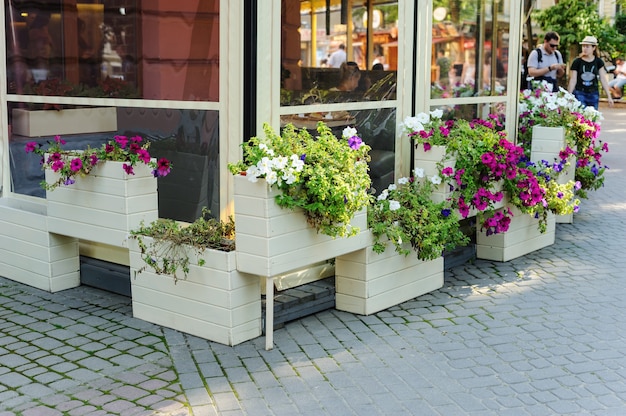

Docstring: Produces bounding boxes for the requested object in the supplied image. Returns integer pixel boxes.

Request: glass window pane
[6,0,219,101]
[9,103,220,222]
[281,0,397,106]
[431,0,510,99]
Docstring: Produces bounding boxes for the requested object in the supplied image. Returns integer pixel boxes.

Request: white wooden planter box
[12,107,117,137]
[0,198,79,292]
[476,206,556,262]
[233,175,369,277]
[335,232,444,315]
[531,125,575,223]
[46,160,158,247]
[413,143,456,202]
[128,237,261,346]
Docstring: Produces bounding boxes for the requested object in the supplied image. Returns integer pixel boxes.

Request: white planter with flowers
[0,198,79,292]
[335,232,444,315]
[128,237,262,346]
[531,125,575,223]
[46,161,158,247]
[234,175,369,277]
[476,205,555,262]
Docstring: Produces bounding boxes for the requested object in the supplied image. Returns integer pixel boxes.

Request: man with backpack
[526,31,566,91]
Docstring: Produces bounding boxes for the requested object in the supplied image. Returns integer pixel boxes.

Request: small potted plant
[229,122,372,277]
[25,135,172,247]
[128,211,261,346]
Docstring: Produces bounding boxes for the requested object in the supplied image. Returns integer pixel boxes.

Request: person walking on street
[568,35,614,110]
[526,31,566,92]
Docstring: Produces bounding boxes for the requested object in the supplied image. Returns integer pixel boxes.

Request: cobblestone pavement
[1,108,626,415]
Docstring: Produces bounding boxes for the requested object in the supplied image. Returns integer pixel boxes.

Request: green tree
[534,0,626,64]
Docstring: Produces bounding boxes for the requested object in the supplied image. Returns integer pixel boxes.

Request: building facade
[1,0,524,268]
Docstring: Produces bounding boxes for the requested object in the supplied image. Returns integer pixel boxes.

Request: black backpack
[524,47,562,90]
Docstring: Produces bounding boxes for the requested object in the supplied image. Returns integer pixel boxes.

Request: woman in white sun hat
[568,35,614,109]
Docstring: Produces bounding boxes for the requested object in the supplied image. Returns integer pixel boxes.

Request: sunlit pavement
[1,108,626,415]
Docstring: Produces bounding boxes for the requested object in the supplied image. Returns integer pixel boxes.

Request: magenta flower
[137,148,151,164]
[25,142,38,153]
[70,158,83,172]
[51,160,65,172]
[115,135,129,149]
[154,158,172,177]
[442,167,454,176]
[123,163,135,175]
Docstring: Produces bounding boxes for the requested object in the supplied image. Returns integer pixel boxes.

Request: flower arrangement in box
[569,112,609,198]
[518,81,583,151]
[404,111,560,235]
[25,135,172,191]
[130,208,235,282]
[518,80,609,199]
[228,122,371,238]
[369,171,469,261]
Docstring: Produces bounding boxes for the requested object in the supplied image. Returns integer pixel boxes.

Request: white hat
[580,36,598,45]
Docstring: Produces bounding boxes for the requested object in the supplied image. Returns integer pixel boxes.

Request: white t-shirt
[328,49,346,68]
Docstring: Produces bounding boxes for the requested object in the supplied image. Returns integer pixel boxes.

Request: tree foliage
[534,0,626,63]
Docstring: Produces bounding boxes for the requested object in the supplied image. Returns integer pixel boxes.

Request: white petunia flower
[290,154,305,171]
[272,156,288,170]
[282,171,297,184]
[398,177,409,185]
[388,184,397,191]
[342,127,358,139]
[246,166,261,182]
[265,170,278,185]
[257,157,272,175]
[377,189,389,201]
[430,108,443,119]
[401,116,424,133]
[430,175,442,185]
[415,112,430,124]
[389,200,401,211]
[413,167,425,178]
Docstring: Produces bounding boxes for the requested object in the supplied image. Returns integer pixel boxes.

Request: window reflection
[9,105,220,222]
[6,0,220,101]
[431,0,510,99]
[281,0,398,106]
[280,108,396,194]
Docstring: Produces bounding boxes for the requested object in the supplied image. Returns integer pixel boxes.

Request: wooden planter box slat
[46,160,158,247]
[336,233,444,315]
[0,199,79,292]
[476,206,556,262]
[128,238,262,346]
[234,176,369,277]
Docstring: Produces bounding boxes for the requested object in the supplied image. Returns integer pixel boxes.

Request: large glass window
[281,0,398,106]
[431,0,510,99]
[6,0,219,101]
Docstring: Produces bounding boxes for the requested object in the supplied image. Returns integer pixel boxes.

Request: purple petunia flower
[348,136,363,150]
